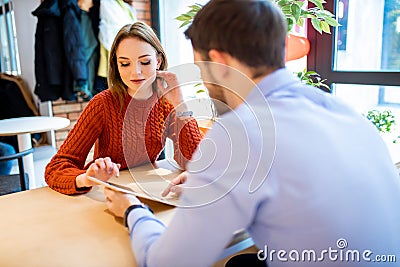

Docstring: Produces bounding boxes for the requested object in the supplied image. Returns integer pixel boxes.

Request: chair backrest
[0,173,29,196]
[0,148,33,195]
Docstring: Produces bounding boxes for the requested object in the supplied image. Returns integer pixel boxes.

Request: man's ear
[208,49,230,77]
[208,49,228,65]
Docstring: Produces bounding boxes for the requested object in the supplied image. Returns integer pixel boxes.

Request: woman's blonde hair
[108,21,168,108]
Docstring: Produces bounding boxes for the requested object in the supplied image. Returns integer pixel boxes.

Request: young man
[104,1,400,266]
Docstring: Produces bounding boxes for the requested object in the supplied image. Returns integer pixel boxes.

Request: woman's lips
[131,79,145,84]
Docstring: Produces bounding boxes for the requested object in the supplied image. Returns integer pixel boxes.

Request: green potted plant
[366,109,399,143]
[296,68,330,92]
[176,1,338,33]
[366,109,400,163]
[176,0,338,90]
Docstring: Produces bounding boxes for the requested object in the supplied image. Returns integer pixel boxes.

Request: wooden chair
[0,148,33,195]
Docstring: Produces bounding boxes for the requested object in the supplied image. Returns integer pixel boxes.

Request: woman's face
[116,37,161,97]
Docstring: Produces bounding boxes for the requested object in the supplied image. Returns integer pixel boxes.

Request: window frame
[0,0,20,75]
[150,0,160,39]
[307,1,400,87]
[150,1,400,87]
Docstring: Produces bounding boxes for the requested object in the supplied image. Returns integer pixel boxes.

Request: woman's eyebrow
[117,54,151,60]
[138,54,151,59]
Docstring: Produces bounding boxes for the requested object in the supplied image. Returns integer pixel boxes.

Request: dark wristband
[124,203,154,228]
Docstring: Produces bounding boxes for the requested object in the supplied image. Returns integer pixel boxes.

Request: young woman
[45,21,203,195]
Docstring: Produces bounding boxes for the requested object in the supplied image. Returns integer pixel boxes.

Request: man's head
[185,0,287,74]
[184,0,287,114]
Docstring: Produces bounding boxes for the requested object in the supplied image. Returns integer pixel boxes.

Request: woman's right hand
[156,71,185,109]
[76,157,121,188]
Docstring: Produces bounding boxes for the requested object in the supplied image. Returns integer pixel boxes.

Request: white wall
[159,0,209,68]
[13,0,39,104]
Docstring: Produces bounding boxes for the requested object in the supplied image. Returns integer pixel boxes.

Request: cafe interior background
[1,0,400,190]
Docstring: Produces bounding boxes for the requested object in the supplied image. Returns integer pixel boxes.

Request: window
[0,0,20,75]
[308,0,400,162]
[334,0,400,71]
[153,0,214,159]
[154,0,308,95]
[157,0,208,67]
[156,0,214,117]
[308,0,400,85]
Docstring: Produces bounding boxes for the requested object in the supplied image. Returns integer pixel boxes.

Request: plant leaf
[308,0,324,10]
[295,1,305,8]
[189,4,202,11]
[305,70,318,75]
[319,9,336,17]
[276,0,291,7]
[291,3,301,22]
[175,15,190,21]
[179,20,191,28]
[311,18,322,34]
[286,17,294,32]
[187,11,198,17]
[320,20,331,33]
[324,16,340,26]
[297,17,304,27]
[281,5,292,14]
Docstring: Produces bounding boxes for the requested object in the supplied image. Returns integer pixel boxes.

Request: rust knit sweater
[45,90,203,195]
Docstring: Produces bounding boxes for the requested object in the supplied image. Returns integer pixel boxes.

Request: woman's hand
[161,171,188,197]
[104,187,142,218]
[76,157,121,188]
[156,71,186,110]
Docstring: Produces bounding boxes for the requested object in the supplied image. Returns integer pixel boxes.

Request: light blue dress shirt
[127,68,400,267]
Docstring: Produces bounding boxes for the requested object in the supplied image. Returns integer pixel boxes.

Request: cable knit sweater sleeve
[45,95,106,195]
[166,110,203,169]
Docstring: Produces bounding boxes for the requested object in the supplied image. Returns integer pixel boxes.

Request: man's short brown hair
[185,0,287,69]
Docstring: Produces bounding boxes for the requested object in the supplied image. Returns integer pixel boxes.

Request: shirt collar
[252,67,299,99]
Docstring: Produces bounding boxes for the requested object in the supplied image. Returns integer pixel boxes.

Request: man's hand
[104,188,142,218]
[161,171,188,197]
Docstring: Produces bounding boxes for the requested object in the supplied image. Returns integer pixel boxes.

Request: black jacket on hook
[32,0,92,101]
[61,0,88,93]
[32,0,67,101]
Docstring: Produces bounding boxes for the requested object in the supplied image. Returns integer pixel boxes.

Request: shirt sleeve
[126,176,251,267]
[126,122,256,267]
[44,97,105,195]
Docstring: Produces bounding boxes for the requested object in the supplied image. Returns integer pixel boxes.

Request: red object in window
[285,34,310,61]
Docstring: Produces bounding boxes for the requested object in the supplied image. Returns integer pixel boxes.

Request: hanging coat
[31,0,66,101]
[61,0,88,96]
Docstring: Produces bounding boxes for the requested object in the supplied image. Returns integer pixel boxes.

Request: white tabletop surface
[0,116,70,136]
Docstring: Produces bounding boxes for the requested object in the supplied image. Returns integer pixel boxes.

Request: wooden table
[0,116,70,188]
[0,186,173,267]
[0,169,254,266]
